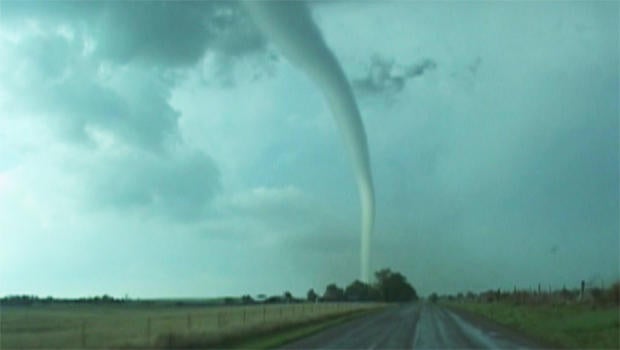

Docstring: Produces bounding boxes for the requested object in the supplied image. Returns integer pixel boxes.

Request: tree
[307,289,318,302]
[374,268,418,302]
[241,295,255,304]
[322,283,345,301]
[429,292,439,303]
[345,280,376,301]
[283,291,293,303]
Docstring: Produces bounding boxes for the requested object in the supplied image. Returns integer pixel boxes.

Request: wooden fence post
[262,306,266,323]
[187,314,192,331]
[81,320,86,348]
[147,317,151,342]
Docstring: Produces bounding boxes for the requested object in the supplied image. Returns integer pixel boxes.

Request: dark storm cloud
[208,5,268,59]
[3,32,178,151]
[95,2,216,66]
[0,1,271,150]
[1,0,274,147]
[95,2,268,67]
[2,1,267,67]
[353,56,437,95]
[0,1,244,216]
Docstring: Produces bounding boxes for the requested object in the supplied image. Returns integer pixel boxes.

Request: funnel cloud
[243,1,375,282]
[1,0,617,300]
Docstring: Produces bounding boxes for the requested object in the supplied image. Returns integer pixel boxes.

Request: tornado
[243,1,375,282]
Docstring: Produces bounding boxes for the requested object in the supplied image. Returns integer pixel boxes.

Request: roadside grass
[150,308,385,349]
[231,314,357,350]
[445,301,619,349]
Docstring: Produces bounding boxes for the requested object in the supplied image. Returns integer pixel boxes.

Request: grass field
[445,301,620,349]
[1,302,382,349]
[155,307,382,349]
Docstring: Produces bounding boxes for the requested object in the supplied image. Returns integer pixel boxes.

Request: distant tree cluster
[239,268,418,305]
[315,268,418,303]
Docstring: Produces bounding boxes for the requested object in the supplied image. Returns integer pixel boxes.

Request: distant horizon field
[0,301,382,349]
[1,295,278,303]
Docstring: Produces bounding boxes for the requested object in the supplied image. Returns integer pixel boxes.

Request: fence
[1,302,381,349]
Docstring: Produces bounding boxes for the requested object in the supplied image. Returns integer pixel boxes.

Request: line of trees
[235,268,418,305]
[2,268,419,307]
[312,268,418,303]
[0,294,124,306]
[236,268,418,305]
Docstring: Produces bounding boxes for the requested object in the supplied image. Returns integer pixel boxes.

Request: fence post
[243,308,247,325]
[262,306,266,323]
[187,314,192,331]
[147,317,151,342]
[81,320,86,348]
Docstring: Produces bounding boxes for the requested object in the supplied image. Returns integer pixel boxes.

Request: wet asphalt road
[282,302,543,349]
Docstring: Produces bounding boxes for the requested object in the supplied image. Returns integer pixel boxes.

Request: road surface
[282,302,544,349]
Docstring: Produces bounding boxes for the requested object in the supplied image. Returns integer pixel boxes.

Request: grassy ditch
[445,301,619,349]
[149,307,385,349]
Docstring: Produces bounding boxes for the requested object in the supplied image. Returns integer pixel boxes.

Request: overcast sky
[1,1,618,299]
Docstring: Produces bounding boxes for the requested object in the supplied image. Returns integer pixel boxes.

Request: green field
[446,301,620,349]
[155,308,382,349]
[1,302,382,349]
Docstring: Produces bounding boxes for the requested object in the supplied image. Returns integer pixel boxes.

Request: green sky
[0,1,618,298]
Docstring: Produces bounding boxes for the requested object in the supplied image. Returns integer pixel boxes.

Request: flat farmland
[1,302,380,349]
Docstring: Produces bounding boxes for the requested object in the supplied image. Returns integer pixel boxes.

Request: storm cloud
[0,1,617,298]
[353,56,437,96]
[0,1,241,219]
[1,1,266,66]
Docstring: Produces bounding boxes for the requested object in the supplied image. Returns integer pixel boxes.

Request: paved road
[282,302,543,349]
